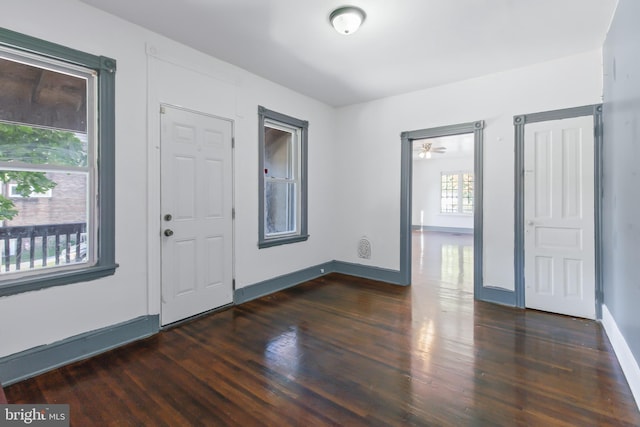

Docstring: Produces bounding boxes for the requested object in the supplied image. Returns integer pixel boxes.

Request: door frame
[400,120,486,300]
[514,104,603,317]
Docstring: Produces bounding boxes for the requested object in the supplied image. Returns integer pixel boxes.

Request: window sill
[0,263,119,297]
[258,234,309,249]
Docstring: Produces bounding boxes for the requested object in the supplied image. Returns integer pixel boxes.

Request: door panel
[161,106,233,325]
[524,116,595,319]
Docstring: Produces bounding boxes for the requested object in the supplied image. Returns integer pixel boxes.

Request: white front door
[160,105,233,326]
[524,115,595,319]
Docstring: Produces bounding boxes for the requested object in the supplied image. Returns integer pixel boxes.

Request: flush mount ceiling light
[330,6,366,35]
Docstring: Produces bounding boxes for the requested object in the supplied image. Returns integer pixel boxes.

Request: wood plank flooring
[5,231,640,426]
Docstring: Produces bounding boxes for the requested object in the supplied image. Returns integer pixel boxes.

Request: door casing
[400,120,486,300]
[514,104,603,318]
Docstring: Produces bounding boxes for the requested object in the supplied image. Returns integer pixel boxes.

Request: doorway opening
[400,120,486,301]
[412,134,475,293]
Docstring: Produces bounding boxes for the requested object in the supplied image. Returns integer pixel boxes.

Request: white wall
[412,156,474,229]
[334,51,603,289]
[0,0,336,357]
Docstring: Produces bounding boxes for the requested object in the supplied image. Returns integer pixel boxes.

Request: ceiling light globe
[330,7,366,35]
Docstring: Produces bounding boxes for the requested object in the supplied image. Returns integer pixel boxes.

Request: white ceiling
[79,0,617,107]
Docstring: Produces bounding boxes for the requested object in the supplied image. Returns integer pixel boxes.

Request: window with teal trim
[258,106,309,248]
[0,28,117,296]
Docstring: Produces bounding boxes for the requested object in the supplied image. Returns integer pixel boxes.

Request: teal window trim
[258,106,309,248]
[0,28,117,297]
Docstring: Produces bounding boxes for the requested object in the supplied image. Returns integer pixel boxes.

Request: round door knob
[164,229,174,237]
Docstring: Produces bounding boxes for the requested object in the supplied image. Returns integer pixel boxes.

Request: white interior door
[524,115,595,319]
[160,105,233,325]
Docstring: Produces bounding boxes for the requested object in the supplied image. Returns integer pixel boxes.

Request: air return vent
[358,237,371,259]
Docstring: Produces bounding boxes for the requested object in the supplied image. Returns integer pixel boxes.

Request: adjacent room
[1,0,639,425]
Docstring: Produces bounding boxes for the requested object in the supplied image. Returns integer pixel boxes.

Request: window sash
[263,122,301,238]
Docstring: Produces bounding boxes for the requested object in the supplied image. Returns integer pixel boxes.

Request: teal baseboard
[330,261,405,285]
[234,260,406,304]
[412,225,474,234]
[476,286,516,306]
[234,262,334,304]
[0,315,159,386]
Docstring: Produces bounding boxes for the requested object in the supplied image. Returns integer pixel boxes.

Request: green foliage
[0,196,18,220]
[0,123,86,166]
[0,123,85,220]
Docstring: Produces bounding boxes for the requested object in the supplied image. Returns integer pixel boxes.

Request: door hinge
[160,106,166,114]
[232,279,236,289]
[232,208,235,219]
[232,137,235,148]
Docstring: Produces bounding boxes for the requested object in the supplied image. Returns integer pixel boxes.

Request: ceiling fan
[417,142,446,159]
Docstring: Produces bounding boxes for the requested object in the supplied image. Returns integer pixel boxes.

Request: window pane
[264,127,293,179]
[0,122,88,168]
[0,170,89,273]
[462,173,474,214]
[265,181,296,235]
[0,56,88,133]
[441,173,458,213]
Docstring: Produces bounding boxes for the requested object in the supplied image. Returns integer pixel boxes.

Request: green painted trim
[412,226,474,234]
[0,315,159,386]
[514,104,603,315]
[0,28,118,297]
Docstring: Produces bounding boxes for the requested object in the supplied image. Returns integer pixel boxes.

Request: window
[8,183,52,198]
[441,172,474,214]
[0,28,116,296]
[258,106,308,248]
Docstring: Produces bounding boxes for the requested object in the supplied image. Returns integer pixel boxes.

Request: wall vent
[358,237,371,259]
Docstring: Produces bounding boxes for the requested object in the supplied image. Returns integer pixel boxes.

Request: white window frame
[8,183,53,198]
[440,171,474,215]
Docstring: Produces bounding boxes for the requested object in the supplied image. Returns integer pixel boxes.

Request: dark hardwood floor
[6,231,640,426]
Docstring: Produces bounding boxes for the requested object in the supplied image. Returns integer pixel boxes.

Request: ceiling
[79,0,617,107]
